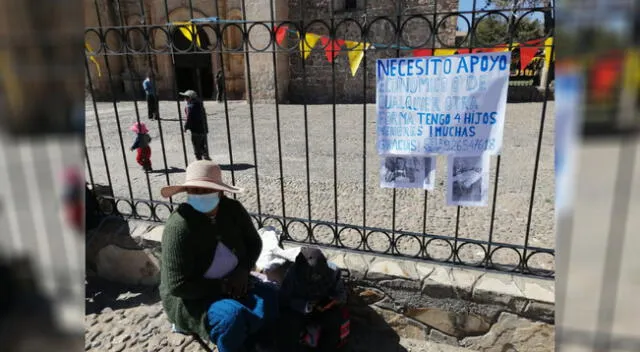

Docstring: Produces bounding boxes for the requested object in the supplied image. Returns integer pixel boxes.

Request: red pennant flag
[320,37,344,63]
[274,25,288,46]
[519,46,539,71]
[412,49,433,57]
[456,49,471,54]
[522,38,543,46]
[591,56,622,102]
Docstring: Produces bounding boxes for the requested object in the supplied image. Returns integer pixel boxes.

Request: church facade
[85,0,457,103]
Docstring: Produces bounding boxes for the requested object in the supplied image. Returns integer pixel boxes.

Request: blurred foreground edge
[0,255,83,351]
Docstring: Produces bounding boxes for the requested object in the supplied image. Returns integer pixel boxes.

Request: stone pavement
[85,278,476,352]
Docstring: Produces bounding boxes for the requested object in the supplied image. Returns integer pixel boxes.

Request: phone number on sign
[423,138,497,154]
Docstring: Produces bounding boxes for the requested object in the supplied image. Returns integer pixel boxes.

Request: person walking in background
[142,73,158,120]
[180,89,211,161]
[216,70,225,103]
[130,121,153,171]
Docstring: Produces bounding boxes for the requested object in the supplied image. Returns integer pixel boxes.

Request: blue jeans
[207,281,279,352]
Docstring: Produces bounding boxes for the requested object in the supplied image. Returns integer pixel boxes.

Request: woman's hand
[223,266,250,299]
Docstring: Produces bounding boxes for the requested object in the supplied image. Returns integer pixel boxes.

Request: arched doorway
[172,28,214,99]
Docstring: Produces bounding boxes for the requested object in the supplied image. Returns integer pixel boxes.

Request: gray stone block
[344,253,369,280]
[522,301,555,324]
[429,328,460,346]
[472,273,525,306]
[460,312,554,352]
[422,266,456,298]
[367,258,420,280]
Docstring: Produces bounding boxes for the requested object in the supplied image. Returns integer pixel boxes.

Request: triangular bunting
[85,42,102,77]
[543,37,554,70]
[412,49,433,57]
[434,49,457,56]
[320,37,345,63]
[623,50,640,92]
[174,22,201,47]
[591,56,621,102]
[274,25,288,46]
[522,38,543,46]
[519,46,539,71]
[299,33,321,59]
[345,41,370,76]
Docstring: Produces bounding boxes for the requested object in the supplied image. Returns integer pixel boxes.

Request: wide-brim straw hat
[179,90,198,99]
[160,160,243,198]
[130,122,149,134]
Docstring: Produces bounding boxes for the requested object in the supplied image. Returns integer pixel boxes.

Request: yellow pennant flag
[434,48,457,56]
[345,41,370,76]
[85,42,102,77]
[543,37,554,70]
[174,22,201,47]
[622,49,640,91]
[299,33,321,60]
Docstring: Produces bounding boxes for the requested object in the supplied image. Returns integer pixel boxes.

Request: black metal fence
[85,0,555,278]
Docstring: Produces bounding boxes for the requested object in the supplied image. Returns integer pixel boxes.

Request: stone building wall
[85,0,247,101]
[286,0,458,104]
[85,0,458,103]
[243,0,290,103]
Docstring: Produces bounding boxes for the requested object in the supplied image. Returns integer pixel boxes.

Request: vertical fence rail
[84,0,555,279]
[268,0,288,230]
[238,0,264,221]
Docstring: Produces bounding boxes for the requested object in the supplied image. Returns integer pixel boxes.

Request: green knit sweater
[159,196,262,341]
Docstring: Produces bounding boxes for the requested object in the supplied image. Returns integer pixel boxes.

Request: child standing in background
[130,122,152,172]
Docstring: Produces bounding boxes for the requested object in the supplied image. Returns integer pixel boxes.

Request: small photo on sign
[447,154,490,206]
[380,155,436,190]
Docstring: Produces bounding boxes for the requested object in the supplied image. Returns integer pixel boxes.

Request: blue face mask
[187,193,220,213]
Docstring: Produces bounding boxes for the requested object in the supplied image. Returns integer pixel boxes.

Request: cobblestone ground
[84,279,474,352]
[85,100,554,271]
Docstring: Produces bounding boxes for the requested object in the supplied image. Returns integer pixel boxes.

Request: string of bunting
[274,24,554,76]
[85,42,102,77]
[84,17,568,85]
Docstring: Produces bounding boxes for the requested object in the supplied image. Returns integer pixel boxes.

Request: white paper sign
[447,154,490,206]
[380,155,436,190]
[376,52,511,156]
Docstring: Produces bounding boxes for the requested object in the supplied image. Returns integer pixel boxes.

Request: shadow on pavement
[85,276,161,314]
[347,291,408,352]
[219,163,255,171]
[148,166,185,174]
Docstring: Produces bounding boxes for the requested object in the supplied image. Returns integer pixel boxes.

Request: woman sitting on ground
[159,160,279,352]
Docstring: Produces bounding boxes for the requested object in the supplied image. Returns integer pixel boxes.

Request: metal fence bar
[522,42,555,269]
[238,0,263,219]
[117,0,155,202]
[299,3,314,234]
[214,13,238,200]
[84,0,556,278]
[361,0,369,237]
[84,57,114,194]
[161,0,190,168]
[268,0,288,229]
[138,0,175,209]
[92,0,135,203]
